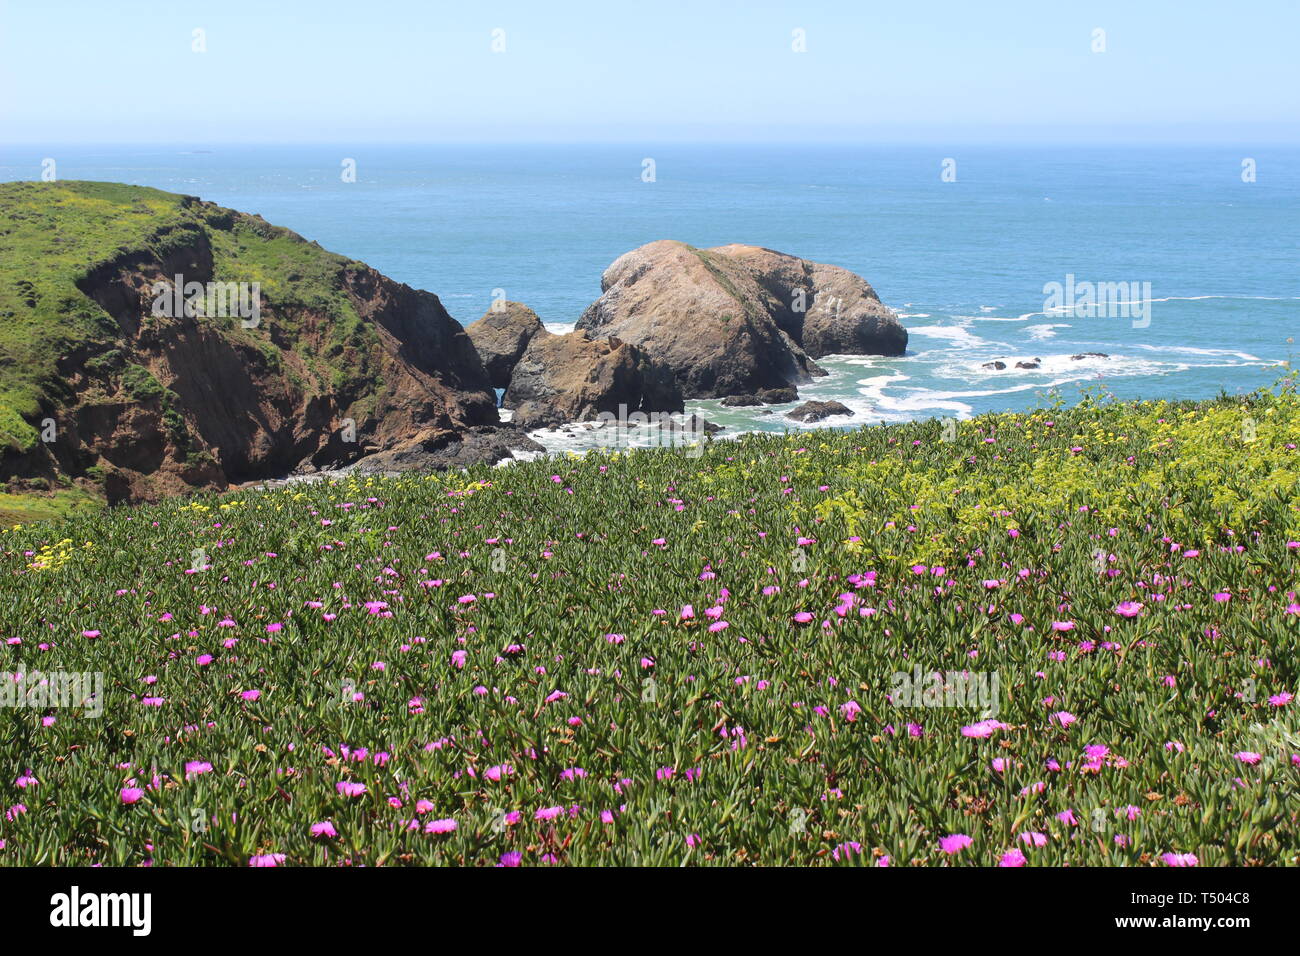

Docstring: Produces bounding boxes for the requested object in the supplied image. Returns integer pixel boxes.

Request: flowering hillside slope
[2,386,1298,866]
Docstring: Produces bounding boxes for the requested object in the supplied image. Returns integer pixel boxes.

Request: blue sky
[3,0,1298,144]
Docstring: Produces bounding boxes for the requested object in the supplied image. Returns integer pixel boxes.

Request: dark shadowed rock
[504,329,684,430]
[721,394,763,407]
[786,400,854,422]
[1071,352,1109,361]
[345,425,544,473]
[464,302,546,389]
[757,386,799,404]
[1016,359,1041,369]
[983,361,1007,370]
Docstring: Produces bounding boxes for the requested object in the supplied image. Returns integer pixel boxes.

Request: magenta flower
[1161,852,1199,867]
[1113,601,1143,618]
[310,821,337,838]
[998,848,1026,867]
[961,719,1009,738]
[119,787,145,804]
[336,781,367,798]
[831,841,862,861]
[939,833,973,855]
[249,853,286,867]
[424,818,457,834]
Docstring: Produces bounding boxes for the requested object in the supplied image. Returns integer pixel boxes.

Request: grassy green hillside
[0,181,381,454]
[1,386,1297,866]
[0,181,498,510]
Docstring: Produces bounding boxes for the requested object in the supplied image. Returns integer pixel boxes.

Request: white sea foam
[906,324,987,349]
[1026,323,1071,340]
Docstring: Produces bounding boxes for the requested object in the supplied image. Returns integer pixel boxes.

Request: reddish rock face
[576,240,906,398]
[14,202,499,504]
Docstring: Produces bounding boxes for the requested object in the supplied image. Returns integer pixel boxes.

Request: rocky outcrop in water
[575,240,906,398]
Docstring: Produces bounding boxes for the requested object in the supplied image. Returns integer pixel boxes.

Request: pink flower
[336,781,367,798]
[1050,711,1077,729]
[119,787,145,804]
[1051,621,1075,632]
[998,848,1026,867]
[939,833,973,855]
[1019,831,1048,847]
[1234,751,1262,765]
[248,853,286,867]
[961,719,1009,738]
[310,821,337,838]
[831,841,862,861]
[81,629,101,639]
[1113,601,1143,618]
[424,818,457,834]
[1161,852,1199,867]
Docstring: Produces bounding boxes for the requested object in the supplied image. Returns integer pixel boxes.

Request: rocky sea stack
[576,240,906,398]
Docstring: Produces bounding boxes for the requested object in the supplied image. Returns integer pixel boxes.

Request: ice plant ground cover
[1,386,1298,867]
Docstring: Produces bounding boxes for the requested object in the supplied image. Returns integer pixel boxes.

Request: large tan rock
[709,244,906,359]
[575,240,906,397]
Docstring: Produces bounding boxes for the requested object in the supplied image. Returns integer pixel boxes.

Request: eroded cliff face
[0,182,499,504]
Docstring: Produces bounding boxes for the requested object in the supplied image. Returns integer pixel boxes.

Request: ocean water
[4,144,1297,451]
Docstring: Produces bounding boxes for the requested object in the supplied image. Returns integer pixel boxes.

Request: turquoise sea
[4,144,1296,449]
